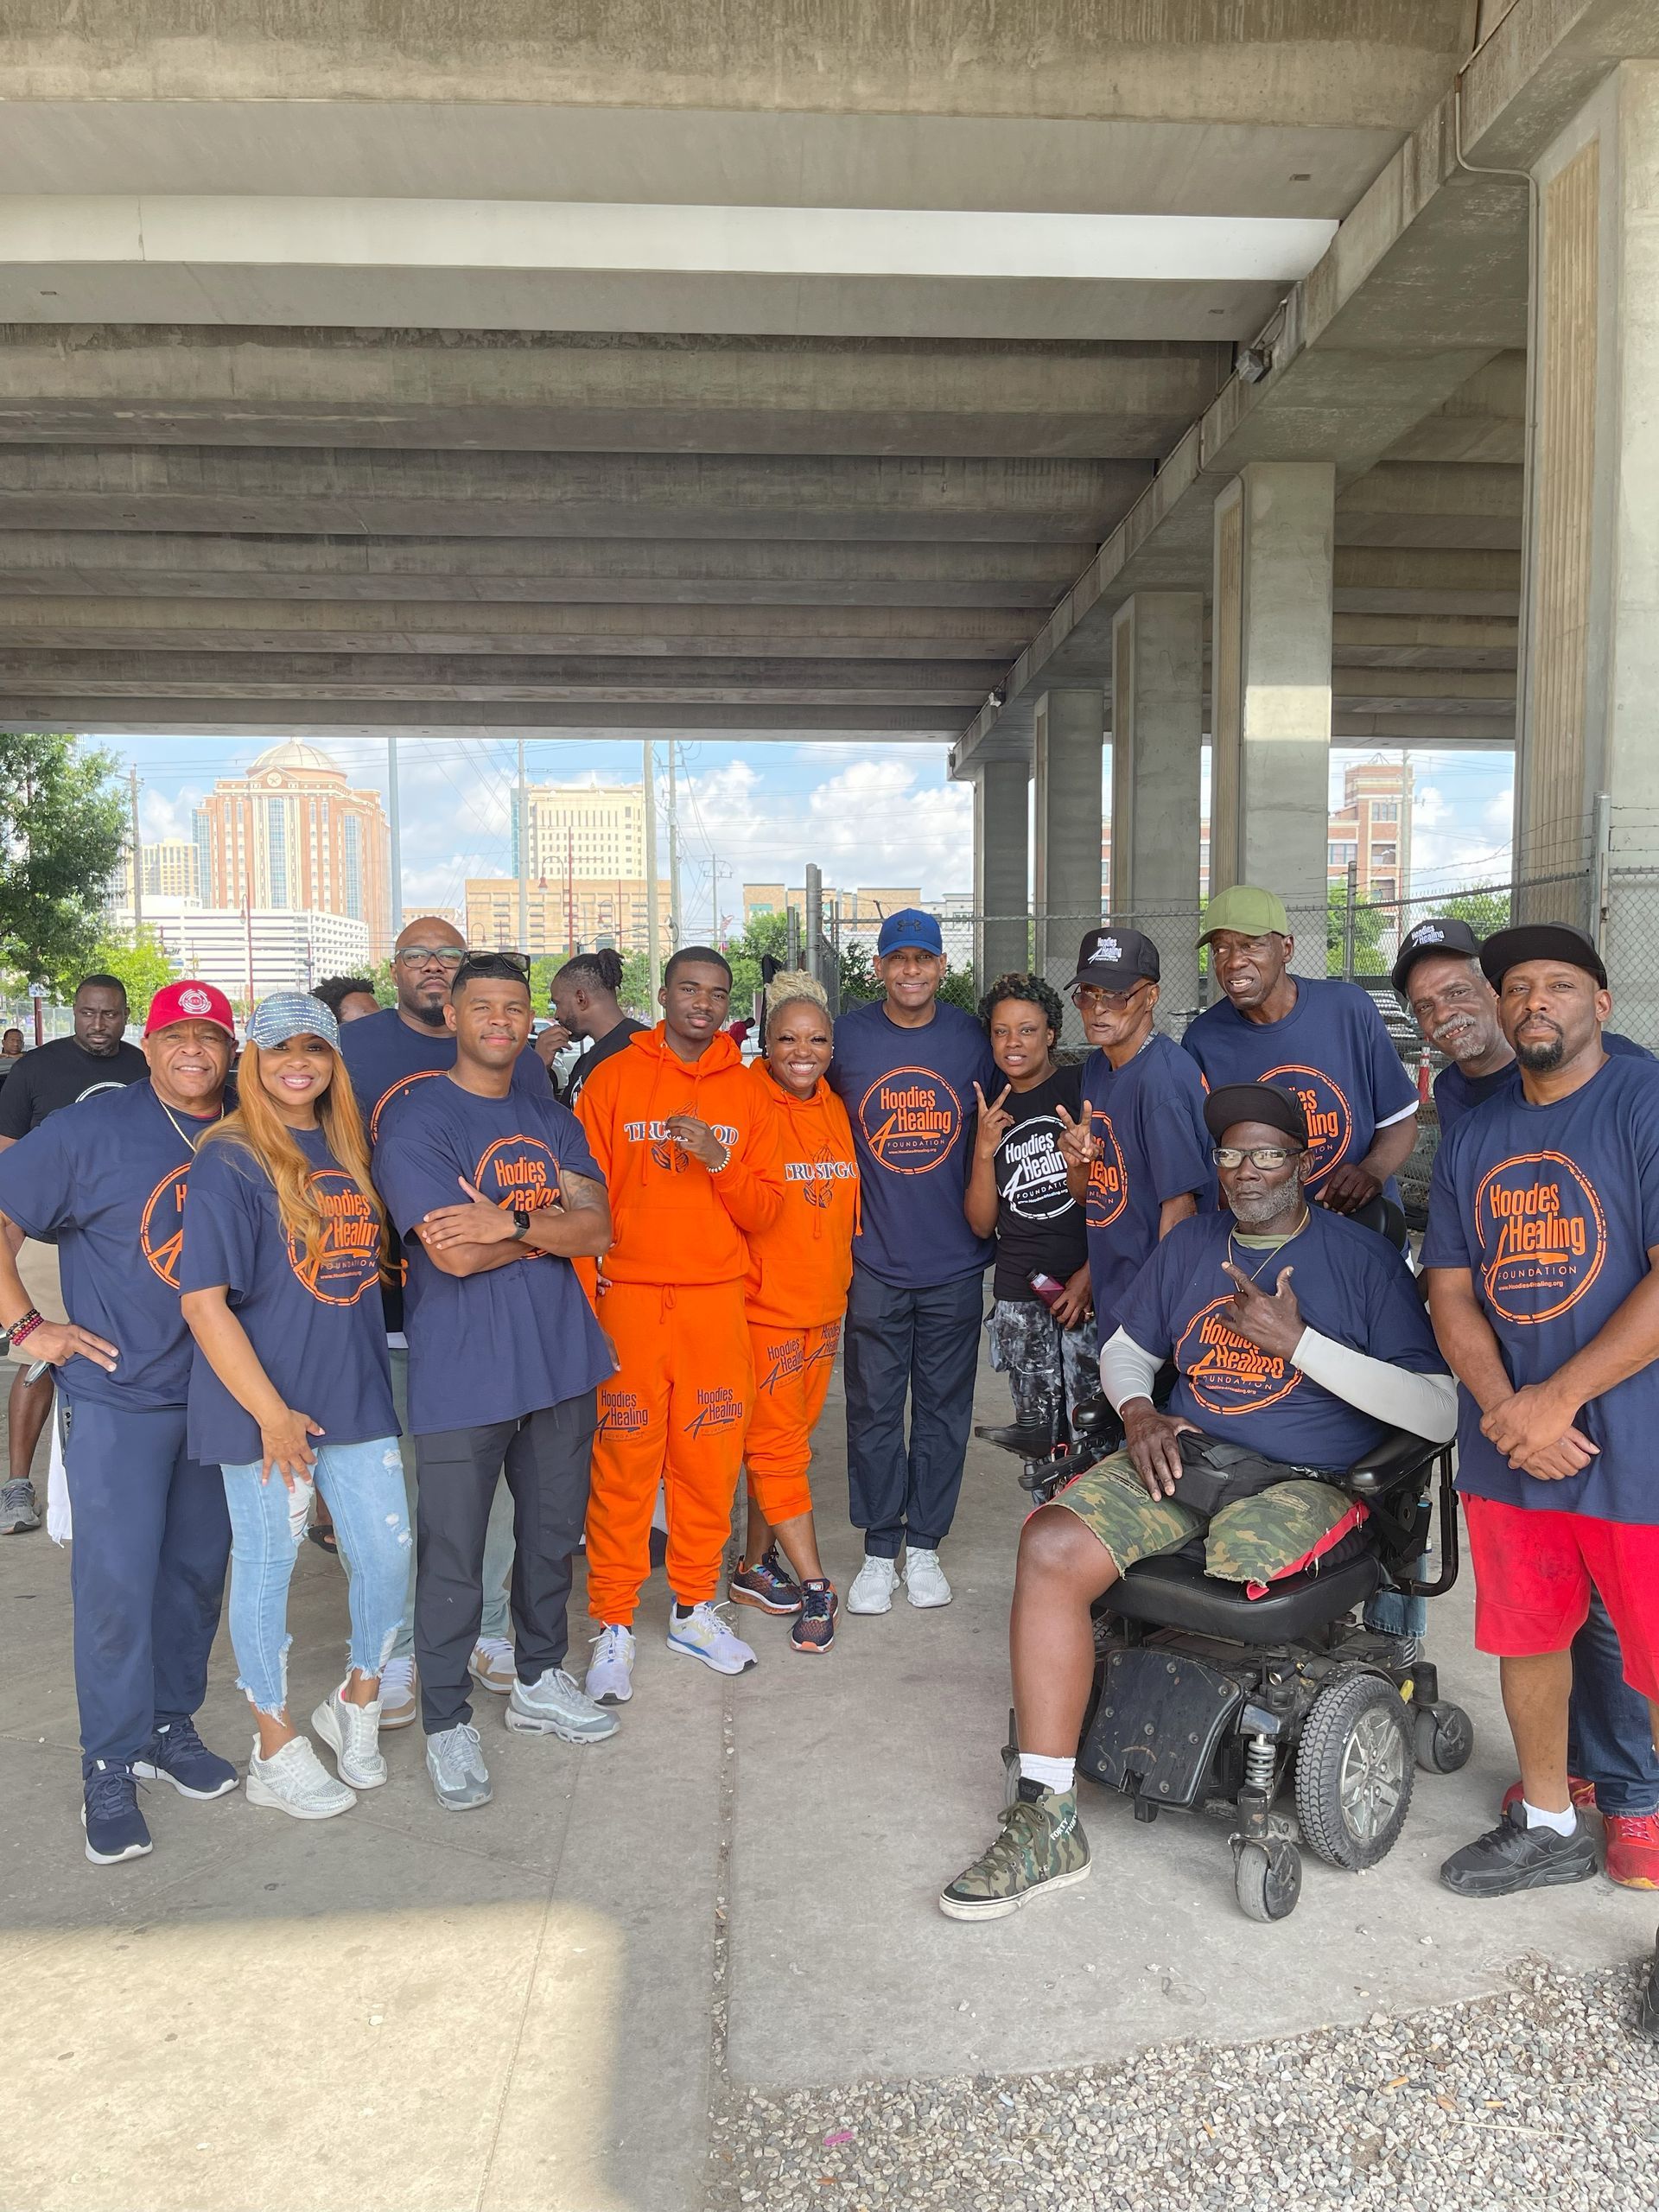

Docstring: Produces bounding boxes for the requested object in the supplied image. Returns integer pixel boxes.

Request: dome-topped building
[192,739,392,957]
[248,739,348,782]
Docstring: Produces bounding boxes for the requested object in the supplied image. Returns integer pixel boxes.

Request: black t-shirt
[988,1064,1088,1301]
[0,1035,148,1137]
[563,1018,646,1105]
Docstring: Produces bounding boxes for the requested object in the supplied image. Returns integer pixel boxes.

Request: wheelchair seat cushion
[1048,1447,1370,1593]
[1100,1548,1382,1643]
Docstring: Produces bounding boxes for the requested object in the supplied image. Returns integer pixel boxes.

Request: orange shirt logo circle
[1084,1107,1130,1232]
[287,1167,382,1306]
[857,1067,963,1175]
[1474,1149,1605,1325]
[1176,1294,1303,1418]
[1260,1064,1353,1185]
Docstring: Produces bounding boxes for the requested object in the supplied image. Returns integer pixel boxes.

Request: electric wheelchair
[1000,1401,1474,1922]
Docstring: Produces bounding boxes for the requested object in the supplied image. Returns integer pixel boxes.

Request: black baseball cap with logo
[1389,915,1484,998]
[1479,922,1608,991]
[1067,926,1160,992]
[1202,1083,1310,1147]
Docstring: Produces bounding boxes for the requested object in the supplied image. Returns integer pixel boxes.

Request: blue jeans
[1567,1591,1659,1816]
[388,1345,513,1658]
[221,1437,408,1715]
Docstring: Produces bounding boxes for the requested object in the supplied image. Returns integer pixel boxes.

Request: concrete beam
[1332,545,1522,615]
[0,699,968,735]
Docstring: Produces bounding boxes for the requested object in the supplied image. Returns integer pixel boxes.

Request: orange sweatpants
[743,1319,840,1523]
[587,1279,753,1623]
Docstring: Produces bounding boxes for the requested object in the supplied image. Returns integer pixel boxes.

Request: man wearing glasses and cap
[340,916,554,1728]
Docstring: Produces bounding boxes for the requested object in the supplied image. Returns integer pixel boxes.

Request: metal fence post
[1592,790,1612,959]
[1343,861,1357,982]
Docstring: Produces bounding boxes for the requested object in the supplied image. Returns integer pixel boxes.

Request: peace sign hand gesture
[971,1081,1014,1161]
[1219,1262,1306,1362]
[1055,1102,1101,1173]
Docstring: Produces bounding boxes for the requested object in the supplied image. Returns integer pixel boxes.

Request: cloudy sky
[116,732,1516,929]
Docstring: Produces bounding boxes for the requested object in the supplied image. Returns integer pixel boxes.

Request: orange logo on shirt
[1176,1294,1303,1417]
[139,1169,191,1287]
[785,1144,855,1211]
[369,1067,442,1143]
[473,1136,564,1258]
[760,1335,804,1394]
[857,1069,963,1175]
[1260,1064,1352,1186]
[1084,1108,1129,1233]
[1475,1150,1606,1325]
[288,1168,382,1306]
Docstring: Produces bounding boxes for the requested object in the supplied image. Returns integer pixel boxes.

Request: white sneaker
[904,1547,952,1608]
[665,1601,757,1676]
[378,1656,419,1731]
[425,1721,492,1812]
[847,1554,900,1614]
[585,1624,636,1706]
[245,1734,356,1821]
[506,1666,620,1744]
[469,1637,516,1694]
[310,1685,387,1789]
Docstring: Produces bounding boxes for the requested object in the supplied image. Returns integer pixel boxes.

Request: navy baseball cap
[1067,926,1160,992]
[1203,1082,1310,1147]
[877,907,944,957]
[1390,915,1483,997]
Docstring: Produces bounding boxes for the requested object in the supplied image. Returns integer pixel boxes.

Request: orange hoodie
[743,1060,860,1328]
[575,1025,784,1286]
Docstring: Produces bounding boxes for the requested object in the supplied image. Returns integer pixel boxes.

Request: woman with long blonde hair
[180,992,404,1821]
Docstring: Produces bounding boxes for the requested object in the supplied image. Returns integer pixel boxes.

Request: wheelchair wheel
[1294,1670,1414,1872]
[1413,1700,1475,1774]
[1234,1835,1301,1923]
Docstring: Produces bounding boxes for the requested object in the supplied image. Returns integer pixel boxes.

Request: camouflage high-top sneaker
[938,1781,1091,1921]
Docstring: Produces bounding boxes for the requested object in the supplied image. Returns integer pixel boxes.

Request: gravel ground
[708,1957,1658,2212]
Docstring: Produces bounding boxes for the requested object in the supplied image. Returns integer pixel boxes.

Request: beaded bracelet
[5,1307,45,1349]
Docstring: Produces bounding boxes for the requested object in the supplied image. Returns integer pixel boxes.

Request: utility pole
[642,741,661,1000]
[386,736,404,940]
[804,864,823,990]
[516,738,530,952]
[128,766,143,931]
[666,741,683,950]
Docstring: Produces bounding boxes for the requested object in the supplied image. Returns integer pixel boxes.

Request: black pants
[413,1390,597,1736]
[843,1263,984,1558]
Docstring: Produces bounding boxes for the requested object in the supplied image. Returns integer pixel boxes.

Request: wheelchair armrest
[1071,1395,1114,1438]
[1344,1427,1440,1499]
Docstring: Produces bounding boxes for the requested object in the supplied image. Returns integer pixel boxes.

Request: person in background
[0,1027,23,1079]
[374,953,618,1811]
[0,982,239,1864]
[830,910,995,1615]
[339,916,550,1726]
[180,994,404,1821]
[0,975,149,1538]
[728,971,857,1655]
[964,974,1095,1457]
[549,947,645,1107]
[315,976,381,1027]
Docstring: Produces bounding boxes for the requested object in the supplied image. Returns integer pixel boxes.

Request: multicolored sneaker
[790,1580,837,1656]
[728,1546,803,1617]
[1604,1811,1659,1891]
[938,1782,1091,1921]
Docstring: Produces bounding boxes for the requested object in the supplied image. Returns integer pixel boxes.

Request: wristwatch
[511,1208,531,1241]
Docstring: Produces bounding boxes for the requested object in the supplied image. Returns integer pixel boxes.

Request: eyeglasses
[1211,1145,1303,1170]
[1072,982,1147,1013]
[394,945,467,969]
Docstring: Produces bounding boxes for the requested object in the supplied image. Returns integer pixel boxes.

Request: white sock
[1019,1751,1076,1795]
[1522,1798,1577,1837]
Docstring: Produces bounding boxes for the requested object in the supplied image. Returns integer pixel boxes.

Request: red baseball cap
[143,979,237,1039]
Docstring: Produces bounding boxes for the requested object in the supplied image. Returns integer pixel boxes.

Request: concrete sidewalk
[3,1349,1655,2212]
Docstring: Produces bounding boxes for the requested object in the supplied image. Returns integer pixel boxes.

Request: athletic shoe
[505,1667,620,1744]
[728,1546,803,1616]
[1500,1774,1597,1818]
[1440,1801,1599,1896]
[790,1580,837,1656]
[469,1637,516,1694]
[80,1760,152,1865]
[847,1554,900,1615]
[666,1601,757,1676]
[132,1716,238,1801]
[1604,1811,1659,1891]
[425,1721,492,1812]
[246,1735,356,1821]
[378,1656,419,1731]
[310,1687,387,1790]
[974,1421,1053,1458]
[0,1477,40,1534]
[586,1624,636,1706]
[938,1782,1091,1922]
[904,1547,952,1609]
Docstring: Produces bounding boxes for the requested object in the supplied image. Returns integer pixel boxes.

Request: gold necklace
[155,1092,222,1154]
[1226,1208,1309,1287]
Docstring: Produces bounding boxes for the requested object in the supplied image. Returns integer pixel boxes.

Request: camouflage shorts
[1048,1449,1359,1586]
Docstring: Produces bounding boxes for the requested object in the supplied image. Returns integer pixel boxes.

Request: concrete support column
[971,759,1029,985]
[1518,63,1659,1012]
[1210,461,1334,967]
[1032,687,1104,982]
[1110,592,1205,1020]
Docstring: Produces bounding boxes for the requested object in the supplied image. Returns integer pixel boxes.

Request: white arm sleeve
[1100,1326,1163,1414]
[1291,1326,1458,1444]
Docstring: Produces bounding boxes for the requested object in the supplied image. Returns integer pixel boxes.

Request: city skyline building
[466,874,671,958]
[191,739,394,959]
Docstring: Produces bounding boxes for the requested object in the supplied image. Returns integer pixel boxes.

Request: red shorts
[1462,1493,1659,1701]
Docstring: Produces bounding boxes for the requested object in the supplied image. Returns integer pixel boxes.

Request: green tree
[0,735,125,990]
[60,927,175,1013]
[1439,887,1511,938]
[1325,882,1387,976]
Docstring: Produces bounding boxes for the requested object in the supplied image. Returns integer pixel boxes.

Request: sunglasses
[1072,981,1148,1013]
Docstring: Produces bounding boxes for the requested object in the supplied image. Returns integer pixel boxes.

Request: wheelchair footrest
[1079,1647,1243,1810]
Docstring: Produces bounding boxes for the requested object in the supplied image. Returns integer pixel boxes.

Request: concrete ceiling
[0,1,1647,747]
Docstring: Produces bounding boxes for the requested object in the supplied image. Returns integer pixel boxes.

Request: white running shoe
[904,1547,952,1608]
[425,1721,492,1812]
[245,1735,356,1821]
[585,1624,636,1706]
[310,1685,387,1789]
[468,1637,516,1694]
[847,1554,901,1614]
[506,1667,620,1744]
[378,1656,419,1731]
[665,1601,757,1675]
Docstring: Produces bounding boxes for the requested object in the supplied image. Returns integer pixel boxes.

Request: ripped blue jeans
[220,1437,408,1715]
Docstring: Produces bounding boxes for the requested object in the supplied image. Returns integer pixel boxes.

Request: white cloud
[139,785,204,842]
[675,751,974,901]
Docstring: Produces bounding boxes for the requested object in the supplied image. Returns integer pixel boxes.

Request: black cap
[1390,916,1483,997]
[1203,1082,1309,1147]
[1479,922,1607,991]
[1066,925,1160,993]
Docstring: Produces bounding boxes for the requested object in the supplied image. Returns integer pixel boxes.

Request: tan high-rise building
[193,740,394,958]
[466,877,670,959]
[512,781,646,882]
[127,838,206,903]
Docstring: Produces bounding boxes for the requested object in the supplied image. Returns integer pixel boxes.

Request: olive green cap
[1196,883,1290,947]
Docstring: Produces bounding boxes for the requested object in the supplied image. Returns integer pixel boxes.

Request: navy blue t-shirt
[1183,976,1419,1201]
[1434,1030,1651,1135]
[829,998,996,1287]
[1081,1033,1216,1341]
[181,1125,397,1467]
[372,1073,614,1434]
[0,1079,220,1410]
[1116,1205,1444,1470]
[1423,1053,1659,1523]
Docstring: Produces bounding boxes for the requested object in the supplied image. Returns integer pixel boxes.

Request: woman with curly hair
[964,973,1096,1454]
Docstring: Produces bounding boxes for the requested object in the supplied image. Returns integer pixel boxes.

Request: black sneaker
[1440,1800,1599,1897]
[728,1546,802,1617]
[974,1421,1055,1457]
[133,1715,238,1801]
[80,1761,153,1866]
[790,1579,837,1656]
